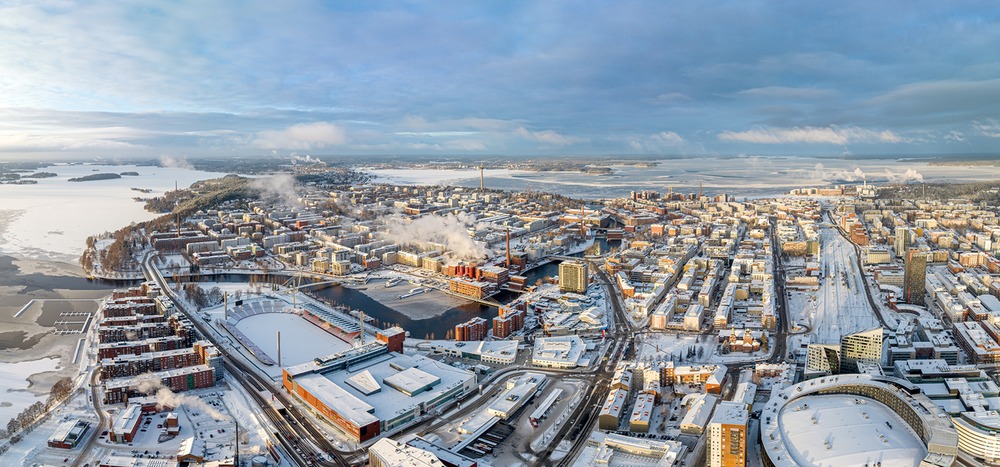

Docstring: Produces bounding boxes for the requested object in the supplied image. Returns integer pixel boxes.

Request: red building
[455,317,488,341]
[377,327,406,353]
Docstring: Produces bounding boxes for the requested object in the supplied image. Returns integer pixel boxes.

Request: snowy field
[778,394,926,467]
[0,357,60,422]
[235,312,353,366]
[0,164,227,262]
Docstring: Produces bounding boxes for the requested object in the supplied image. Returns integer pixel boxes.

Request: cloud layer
[1,1,999,158]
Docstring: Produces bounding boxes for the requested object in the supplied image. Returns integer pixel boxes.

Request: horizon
[1,1,999,160]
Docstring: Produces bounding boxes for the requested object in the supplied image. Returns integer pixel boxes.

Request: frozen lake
[0,163,229,262]
[363,156,1000,199]
[0,357,60,423]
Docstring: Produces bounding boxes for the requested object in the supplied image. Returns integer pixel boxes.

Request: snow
[0,164,228,262]
[234,312,353,366]
[635,333,716,365]
[786,224,880,353]
[0,357,60,422]
[777,394,926,467]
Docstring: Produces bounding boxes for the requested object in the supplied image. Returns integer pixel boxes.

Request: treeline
[0,377,74,442]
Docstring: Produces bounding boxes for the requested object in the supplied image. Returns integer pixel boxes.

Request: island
[119,171,140,176]
[68,173,122,182]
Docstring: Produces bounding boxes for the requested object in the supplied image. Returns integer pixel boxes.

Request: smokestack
[580,204,586,239]
[506,227,511,269]
[699,181,703,199]
[479,165,485,192]
[276,330,281,367]
[175,213,180,237]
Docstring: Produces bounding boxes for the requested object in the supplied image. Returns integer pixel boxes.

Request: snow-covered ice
[0,357,60,422]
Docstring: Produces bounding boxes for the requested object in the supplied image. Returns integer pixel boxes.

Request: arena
[760,374,959,467]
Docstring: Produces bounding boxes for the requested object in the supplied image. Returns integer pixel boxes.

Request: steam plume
[134,376,225,419]
[384,212,490,261]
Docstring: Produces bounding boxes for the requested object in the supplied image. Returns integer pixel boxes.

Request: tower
[699,181,703,199]
[903,248,927,306]
[479,165,485,192]
[580,203,586,238]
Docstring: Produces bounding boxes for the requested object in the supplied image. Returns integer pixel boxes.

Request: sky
[1,0,999,160]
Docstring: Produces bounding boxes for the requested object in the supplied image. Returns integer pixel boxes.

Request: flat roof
[383,367,440,395]
[345,370,381,395]
[294,353,474,428]
[776,394,926,466]
[112,404,143,435]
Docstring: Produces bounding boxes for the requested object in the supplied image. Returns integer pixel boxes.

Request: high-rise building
[904,248,927,305]
[559,260,589,293]
[894,226,911,256]
[840,327,884,373]
[805,344,841,378]
[708,401,748,467]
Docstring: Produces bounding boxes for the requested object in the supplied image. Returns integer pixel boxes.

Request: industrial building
[283,342,476,442]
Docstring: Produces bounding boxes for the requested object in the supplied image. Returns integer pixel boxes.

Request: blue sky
[1,0,999,159]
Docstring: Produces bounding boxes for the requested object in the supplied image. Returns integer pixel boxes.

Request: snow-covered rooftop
[760,374,959,467]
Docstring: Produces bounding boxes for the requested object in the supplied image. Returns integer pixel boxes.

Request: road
[769,219,791,363]
[72,368,108,467]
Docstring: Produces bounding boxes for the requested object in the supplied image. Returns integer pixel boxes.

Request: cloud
[734,86,836,100]
[944,130,966,142]
[718,126,903,144]
[252,122,346,150]
[974,119,1000,138]
[653,92,692,104]
[513,127,574,146]
[651,131,685,145]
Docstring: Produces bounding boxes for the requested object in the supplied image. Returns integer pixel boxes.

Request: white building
[532,335,587,368]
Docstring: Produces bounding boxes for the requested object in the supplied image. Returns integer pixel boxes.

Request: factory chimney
[276,330,282,367]
[580,204,586,239]
[506,227,511,269]
[479,165,485,192]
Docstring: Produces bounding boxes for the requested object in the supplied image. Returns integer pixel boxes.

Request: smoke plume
[291,154,325,165]
[134,376,225,420]
[251,173,300,206]
[159,155,194,170]
[384,212,491,261]
[884,168,924,183]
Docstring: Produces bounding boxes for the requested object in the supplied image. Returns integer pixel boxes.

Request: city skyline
[1,1,999,159]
